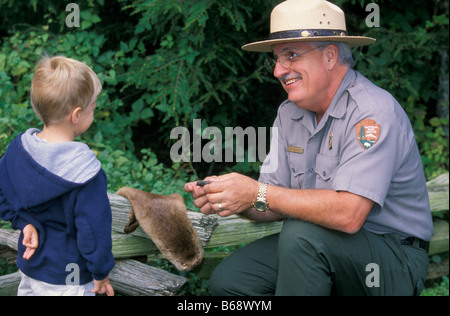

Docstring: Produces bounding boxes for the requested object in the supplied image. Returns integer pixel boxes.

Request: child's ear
[71,107,82,124]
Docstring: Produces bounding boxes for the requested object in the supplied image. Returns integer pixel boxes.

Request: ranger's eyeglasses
[265,45,325,72]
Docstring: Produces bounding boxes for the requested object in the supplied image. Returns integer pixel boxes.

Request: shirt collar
[326,68,356,119]
[290,68,357,121]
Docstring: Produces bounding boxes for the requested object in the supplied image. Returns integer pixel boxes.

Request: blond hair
[30,55,102,125]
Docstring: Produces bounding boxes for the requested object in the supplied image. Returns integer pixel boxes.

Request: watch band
[253,182,269,212]
[258,182,268,201]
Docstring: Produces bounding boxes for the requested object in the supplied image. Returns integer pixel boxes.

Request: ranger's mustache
[279,74,302,82]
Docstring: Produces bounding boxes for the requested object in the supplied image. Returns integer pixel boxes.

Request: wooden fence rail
[0,173,448,296]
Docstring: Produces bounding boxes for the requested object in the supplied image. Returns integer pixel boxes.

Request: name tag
[287,146,304,154]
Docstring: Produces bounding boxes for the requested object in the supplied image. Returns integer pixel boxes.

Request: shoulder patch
[356,119,380,150]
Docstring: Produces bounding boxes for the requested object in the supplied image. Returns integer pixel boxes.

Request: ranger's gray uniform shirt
[259,68,434,241]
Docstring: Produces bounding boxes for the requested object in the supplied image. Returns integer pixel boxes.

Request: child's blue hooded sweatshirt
[0,129,115,285]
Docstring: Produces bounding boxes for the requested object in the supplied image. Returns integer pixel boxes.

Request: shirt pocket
[315,155,339,189]
[288,151,306,189]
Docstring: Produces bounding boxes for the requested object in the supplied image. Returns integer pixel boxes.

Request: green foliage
[0,219,12,230]
[0,258,18,276]
[114,0,278,132]
[346,0,449,178]
[421,276,449,296]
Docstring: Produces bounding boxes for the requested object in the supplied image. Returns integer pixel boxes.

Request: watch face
[254,201,267,212]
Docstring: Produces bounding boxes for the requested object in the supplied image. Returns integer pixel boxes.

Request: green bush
[344,0,449,178]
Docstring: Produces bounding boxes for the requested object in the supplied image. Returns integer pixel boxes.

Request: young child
[0,55,115,296]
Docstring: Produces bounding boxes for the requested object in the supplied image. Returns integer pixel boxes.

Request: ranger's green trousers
[210,220,429,296]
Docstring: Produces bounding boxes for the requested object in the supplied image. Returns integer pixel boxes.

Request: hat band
[269,29,348,40]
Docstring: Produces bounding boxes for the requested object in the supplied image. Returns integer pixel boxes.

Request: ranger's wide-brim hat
[242,0,375,52]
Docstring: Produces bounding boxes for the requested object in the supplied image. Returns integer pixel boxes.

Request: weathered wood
[0,259,186,296]
[429,218,449,256]
[0,271,20,296]
[427,173,449,213]
[109,259,186,296]
[206,216,282,249]
[0,229,19,251]
[426,173,449,256]
[112,232,159,258]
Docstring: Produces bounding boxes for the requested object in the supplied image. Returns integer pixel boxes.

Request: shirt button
[309,167,314,173]
[322,171,327,176]
[291,167,295,173]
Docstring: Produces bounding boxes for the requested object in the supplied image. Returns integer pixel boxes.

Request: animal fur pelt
[116,187,203,271]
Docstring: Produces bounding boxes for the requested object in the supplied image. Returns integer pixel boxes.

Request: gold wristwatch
[253,182,269,212]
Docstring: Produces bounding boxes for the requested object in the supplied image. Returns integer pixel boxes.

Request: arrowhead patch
[356,119,380,150]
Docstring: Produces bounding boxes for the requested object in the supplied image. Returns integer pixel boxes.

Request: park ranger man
[184,0,433,295]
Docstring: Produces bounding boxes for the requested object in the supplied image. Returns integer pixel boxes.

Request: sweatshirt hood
[0,129,101,210]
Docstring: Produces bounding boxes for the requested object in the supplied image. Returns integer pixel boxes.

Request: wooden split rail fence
[0,173,448,296]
